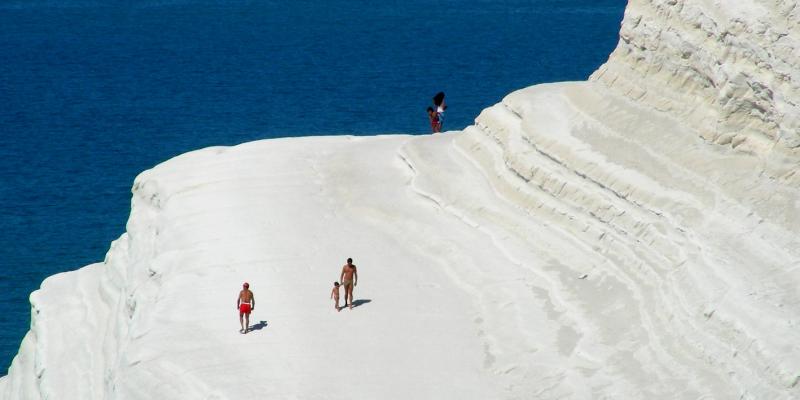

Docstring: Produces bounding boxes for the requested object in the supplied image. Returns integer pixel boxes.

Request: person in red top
[237,282,255,334]
[427,107,441,133]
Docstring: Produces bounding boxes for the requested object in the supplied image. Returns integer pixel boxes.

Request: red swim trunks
[239,303,251,315]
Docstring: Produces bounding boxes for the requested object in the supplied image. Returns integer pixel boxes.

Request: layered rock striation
[455,81,800,398]
[591,0,800,173]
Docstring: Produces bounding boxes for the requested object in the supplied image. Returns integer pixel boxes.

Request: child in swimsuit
[331,281,341,311]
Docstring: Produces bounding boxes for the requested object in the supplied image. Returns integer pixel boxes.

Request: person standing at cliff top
[433,91,446,131]
[427,106,441,133]
[339,258,358,310]
[237,282,255,333]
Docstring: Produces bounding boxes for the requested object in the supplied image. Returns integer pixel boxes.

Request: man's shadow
[351,299,372,308]
[249,320,268,331]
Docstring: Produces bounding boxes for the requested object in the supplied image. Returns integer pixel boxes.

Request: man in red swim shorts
[237,282,255,334]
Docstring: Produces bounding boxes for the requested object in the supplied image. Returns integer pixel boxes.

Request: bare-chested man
[237,282,255,334]
[339,258,358,310]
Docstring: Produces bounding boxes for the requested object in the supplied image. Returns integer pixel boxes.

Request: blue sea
[0,0,625,374]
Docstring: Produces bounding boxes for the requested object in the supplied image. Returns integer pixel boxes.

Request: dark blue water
[0,0,625,374]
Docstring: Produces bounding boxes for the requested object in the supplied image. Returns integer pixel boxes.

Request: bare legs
[346,286,354,310]
[239,313,250,333]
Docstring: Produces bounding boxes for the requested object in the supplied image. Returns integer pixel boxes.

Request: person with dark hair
[331,281,342,312]
[237,282,255,333]
[427,106,441,133]
[339,258,358,310]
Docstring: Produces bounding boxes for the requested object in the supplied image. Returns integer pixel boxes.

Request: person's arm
[354,267,358,287]
[236,294,240,309]
[340,267,345,283]
[330,288,334,299]
[251,294,255,310]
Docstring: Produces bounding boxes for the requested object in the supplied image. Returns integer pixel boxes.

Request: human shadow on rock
[351,299,372,308]
[249,320,268,331]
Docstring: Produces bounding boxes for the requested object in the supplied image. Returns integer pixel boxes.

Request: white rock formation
[2,1,799,399]
[591,0,800,172]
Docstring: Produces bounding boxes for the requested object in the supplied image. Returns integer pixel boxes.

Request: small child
[331,281,341,311]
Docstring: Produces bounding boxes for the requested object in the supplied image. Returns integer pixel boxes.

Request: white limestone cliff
[591,0,800,174]
[2,1,799,399]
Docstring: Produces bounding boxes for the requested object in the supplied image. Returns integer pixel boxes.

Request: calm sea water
[0,0,625,374]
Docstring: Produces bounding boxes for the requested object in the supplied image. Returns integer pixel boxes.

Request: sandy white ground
[1,80,799,399]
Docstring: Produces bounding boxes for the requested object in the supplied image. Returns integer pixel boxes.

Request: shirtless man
[237,282,255,333]
[339,258,358,310]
